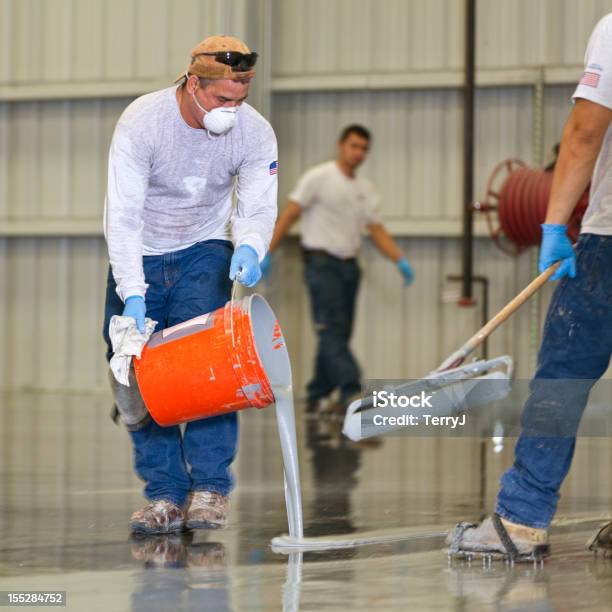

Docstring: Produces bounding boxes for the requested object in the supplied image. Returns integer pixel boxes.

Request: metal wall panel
[0,236,541,391]
[548,0,612,66]
[0,0,257,391]
[272,0,612,76]
[0,238,109,390]
[265,234,612,394]
[1,2,609,394]
[0,223,603,392]
[263,80,600,391]
[1,98,125,221]
[543,85,575,144]
[2,0,612,83]
[0,0,250,85]
[273,0,462,76]
[0,82,585,391]
[261,237,548,392]
[274,87,541,223]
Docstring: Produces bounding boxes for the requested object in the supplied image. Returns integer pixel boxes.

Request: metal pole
[447,274,489,358]
[461,0,477,304]
[529,69,545,372]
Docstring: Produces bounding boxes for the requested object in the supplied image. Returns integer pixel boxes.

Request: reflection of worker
[448,14,612,560]
[306,418,360,538]
[264,125,415,411]
[103,35,277,534]
[130,534,229,611]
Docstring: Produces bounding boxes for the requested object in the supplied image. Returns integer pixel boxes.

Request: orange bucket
[133,294,291,426]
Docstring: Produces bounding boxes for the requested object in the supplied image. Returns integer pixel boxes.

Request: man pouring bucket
[103,35,277,534]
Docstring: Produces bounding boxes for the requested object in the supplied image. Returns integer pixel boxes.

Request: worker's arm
[367,222,403,261]
[232,124,278,287]
[540,99,612,280]
[268,201,302,252]
[367,222,415,286]
[104,120,151,303]
[104,118,153,332]
[545,98,612,224]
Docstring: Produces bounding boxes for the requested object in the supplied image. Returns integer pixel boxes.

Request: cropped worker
[102,35,277,534]
[448,14,612,560]
[264,125,414,412]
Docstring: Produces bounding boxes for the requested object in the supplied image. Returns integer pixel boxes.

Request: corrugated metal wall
[1,0,249,84]
[272,0,612,74]
[0,0,259,391]
[0,1,610,392]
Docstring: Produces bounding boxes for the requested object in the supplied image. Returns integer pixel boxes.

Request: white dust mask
[191,87,237,135]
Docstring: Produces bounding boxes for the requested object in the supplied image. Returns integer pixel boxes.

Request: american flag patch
[580,71,601,88]
[269,160,278,175]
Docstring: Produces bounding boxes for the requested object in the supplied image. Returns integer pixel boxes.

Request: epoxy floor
[1,391,612,611]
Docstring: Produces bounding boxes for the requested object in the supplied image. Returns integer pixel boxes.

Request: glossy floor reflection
[1,391,612,611]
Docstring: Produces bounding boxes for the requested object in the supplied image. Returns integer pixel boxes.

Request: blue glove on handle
[539,224,576,281]
[260,253,272,278]
[397,257,415,286]
[123,295,146,333]
[230,245,262,287]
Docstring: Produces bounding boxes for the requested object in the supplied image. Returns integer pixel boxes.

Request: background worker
[448,13,612,559]
[103,35,277,535]
[263,125,414,412]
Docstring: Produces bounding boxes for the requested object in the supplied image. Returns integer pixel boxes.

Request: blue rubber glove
[230,244,262,287]
[123,295,146,333]
[397,257,415,286]
[539,224,576,281]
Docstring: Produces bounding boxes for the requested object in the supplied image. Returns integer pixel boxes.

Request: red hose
[496,167,588,248]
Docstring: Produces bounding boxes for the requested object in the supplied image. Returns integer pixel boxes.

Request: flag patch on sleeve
[580,71,601,88]
[269,160,278,175]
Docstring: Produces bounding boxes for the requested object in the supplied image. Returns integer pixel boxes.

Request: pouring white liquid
[272,384,304,539]
[236,293,304,543]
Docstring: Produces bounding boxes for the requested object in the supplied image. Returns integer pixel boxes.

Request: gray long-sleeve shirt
[103,85,278,301]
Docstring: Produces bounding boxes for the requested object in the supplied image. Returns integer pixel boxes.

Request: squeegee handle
[436,262,561,372]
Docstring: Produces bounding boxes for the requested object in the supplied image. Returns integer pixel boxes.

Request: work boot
[587,520,612,554]
[446,514,550,562]
[186,491,229,530]
[129,499,185,535]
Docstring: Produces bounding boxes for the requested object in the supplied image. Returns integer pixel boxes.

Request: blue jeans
[103,239,237,507]
[303,250,362,403]
[496,234,612,528]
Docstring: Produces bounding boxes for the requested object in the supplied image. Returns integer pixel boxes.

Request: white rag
[109,315,157,386]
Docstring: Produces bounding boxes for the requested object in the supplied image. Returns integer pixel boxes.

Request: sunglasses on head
[195,51,258,72]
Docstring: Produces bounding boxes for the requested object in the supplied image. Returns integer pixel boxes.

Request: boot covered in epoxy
[129,499,186,535]
[186,490,229,530]
[446,514,550,561]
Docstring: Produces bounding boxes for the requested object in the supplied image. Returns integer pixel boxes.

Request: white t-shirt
[573,13,612,235]
[288,161,381,259]
[104,85,278,300]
